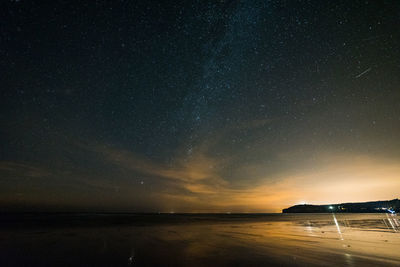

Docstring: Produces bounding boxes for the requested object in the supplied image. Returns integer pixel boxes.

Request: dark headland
[282,199,399,213]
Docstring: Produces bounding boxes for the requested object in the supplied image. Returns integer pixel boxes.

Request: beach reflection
[0,213,399,266]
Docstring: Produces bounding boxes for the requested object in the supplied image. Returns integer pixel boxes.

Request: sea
[0,213,399,266]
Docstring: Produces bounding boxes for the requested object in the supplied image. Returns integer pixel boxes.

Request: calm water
[0,213,399,266]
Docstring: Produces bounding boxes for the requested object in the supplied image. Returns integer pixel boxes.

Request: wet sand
[0,213,399,266]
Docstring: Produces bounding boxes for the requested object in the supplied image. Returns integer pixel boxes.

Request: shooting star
[355,67,371,78]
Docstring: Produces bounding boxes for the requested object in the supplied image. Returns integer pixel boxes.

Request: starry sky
[1,0,400,212]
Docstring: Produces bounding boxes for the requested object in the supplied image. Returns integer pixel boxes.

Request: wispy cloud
[0,161,51,178]
[82,133,400,212]
[2,120,399,213]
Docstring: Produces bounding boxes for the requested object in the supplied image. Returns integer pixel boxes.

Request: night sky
[1,0,400,212]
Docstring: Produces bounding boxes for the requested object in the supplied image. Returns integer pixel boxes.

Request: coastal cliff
[282,199,399,213]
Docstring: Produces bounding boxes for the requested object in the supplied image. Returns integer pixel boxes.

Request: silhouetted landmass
[282,199,400,213]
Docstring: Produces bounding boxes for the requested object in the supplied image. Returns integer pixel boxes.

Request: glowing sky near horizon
[1,0,399,212]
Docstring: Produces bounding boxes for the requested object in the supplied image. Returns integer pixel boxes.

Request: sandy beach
[0,213,399,266]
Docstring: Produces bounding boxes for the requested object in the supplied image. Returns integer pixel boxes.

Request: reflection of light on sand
[386,213,398,232]
[343,214,351,227]
[392,214,399,227]
[305,220,317,237]
[305,225,313,233]
[332,213,344,240]
[382,218,390,230]
[344,253,354,267]
[128,248,135,265]
[2,214,400,266]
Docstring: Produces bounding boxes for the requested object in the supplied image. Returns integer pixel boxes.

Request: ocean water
[0,213,399,266]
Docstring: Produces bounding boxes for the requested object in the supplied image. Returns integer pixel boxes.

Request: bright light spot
[332,213,344,240]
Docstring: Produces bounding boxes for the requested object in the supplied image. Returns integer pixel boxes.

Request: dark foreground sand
[0,213,399,266]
